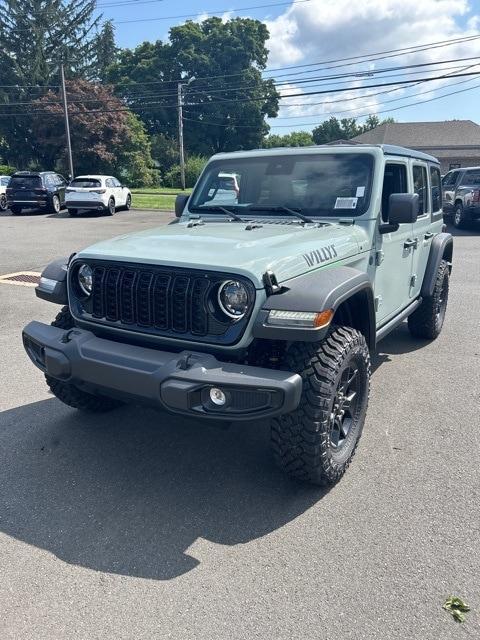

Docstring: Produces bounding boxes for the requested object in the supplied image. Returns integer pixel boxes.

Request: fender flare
[35,256,69,305]
[253,266,376,349]
[421,233,453,298]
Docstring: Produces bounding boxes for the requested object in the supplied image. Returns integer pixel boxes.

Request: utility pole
[177,77,195,191]
[60,64,74,180]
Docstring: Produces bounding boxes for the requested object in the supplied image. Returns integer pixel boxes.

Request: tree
[95,21,118,83]
[0,0,102,167]
[107,17,279,155]
[262,131,313,148]
[312,115,396,145]
[29,79,156,186]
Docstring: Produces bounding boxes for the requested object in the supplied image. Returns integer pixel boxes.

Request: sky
[96,0,480,134]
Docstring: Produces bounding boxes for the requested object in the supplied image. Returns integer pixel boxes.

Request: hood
[77,221,365,288]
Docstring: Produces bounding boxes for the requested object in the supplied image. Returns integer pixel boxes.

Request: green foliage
[29,80,156,187]
[95,21,118,83]
[164,155,207,189]
[443,596,470,623]
[151,133,179,174]
[108,17,279,155]
[312,115,396,145]
[262,131,314,148]
[0,164,16,175]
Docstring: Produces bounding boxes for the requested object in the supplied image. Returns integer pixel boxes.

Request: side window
[381,163,408,222]
[45,175,54,188]
[412,165,429,215]
[105,178,114,188]
[463,170,480,185]
[113,178,121,187]
[430,166,442,213]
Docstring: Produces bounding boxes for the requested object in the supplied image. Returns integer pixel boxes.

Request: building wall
[437,157,480,174]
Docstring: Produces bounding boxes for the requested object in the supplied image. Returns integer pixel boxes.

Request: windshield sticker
[356,186,365,197]
[335,197,358,209]
[303,244,338,267]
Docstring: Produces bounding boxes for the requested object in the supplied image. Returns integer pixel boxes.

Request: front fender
[35,256,69,305]
[253,266,375,347]
[421,233,453,298]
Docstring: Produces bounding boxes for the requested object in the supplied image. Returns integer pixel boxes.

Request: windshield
[189,153,374,217]
[70,178,102,188]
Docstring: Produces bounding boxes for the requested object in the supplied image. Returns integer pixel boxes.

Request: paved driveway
[0,210,479,639]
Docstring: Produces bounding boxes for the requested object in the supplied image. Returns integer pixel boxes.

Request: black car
[6,171,68,215]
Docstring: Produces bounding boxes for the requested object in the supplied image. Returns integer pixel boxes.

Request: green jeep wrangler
[23,144,453,487]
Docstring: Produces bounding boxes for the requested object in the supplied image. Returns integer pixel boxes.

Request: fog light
[210,387,227,406]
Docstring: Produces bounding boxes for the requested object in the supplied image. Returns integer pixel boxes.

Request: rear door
[409,162,434,298]
[112,177,127,205]
[8,175,42,203]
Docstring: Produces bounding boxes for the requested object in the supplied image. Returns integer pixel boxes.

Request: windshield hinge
[263,270,281,295]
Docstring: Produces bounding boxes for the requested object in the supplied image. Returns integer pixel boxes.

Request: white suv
[0,175,11,211]
[65,175,132,216]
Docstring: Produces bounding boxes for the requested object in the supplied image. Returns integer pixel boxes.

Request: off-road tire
[453,203,468,229]
[408,259,449,340]
[271,326,370,486]
[45,306,123,413]
[10,205,22,215]
[0,194,7,211]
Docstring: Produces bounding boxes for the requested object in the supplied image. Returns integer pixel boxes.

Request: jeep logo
[303,244,338,267]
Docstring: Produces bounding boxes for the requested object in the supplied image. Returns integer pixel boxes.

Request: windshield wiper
[190,205,244,222]
[247,205,314,224]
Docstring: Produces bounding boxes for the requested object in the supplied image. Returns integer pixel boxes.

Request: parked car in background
[0,175,11,211]
[6,171,67,215]
[65,175,131,216]
[442,166,480,228]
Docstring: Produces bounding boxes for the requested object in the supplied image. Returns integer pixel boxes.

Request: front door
[374,160,414,324]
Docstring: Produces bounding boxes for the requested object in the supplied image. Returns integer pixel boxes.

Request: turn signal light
[267,309,333,328]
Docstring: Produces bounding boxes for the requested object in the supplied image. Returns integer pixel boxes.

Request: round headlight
[217,280,249,319]
[78,264,93,296]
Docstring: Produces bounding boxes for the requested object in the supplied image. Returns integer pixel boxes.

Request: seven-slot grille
[89,264,215,335]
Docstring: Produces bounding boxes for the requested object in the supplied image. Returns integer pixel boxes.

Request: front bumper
[22,322,302,421]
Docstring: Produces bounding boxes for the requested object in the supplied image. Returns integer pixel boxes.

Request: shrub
[164,155,207,189]
[0,164,17,175]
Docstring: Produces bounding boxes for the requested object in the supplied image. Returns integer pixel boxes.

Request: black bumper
[66,201,105,210]
[22,322,302,421]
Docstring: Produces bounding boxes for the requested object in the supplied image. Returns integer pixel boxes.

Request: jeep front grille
[69,261,255,346]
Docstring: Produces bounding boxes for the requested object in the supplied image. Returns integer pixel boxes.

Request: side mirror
[388,193,419,224]
[175,194,189,218]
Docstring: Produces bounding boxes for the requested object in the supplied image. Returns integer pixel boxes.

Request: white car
[0,175,11,211]
[65,175,132,216]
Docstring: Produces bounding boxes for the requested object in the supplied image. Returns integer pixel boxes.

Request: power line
[181,81,480,128]
[2,70,480,116]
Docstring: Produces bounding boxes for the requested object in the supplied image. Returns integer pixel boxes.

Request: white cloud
[264,0,480,122]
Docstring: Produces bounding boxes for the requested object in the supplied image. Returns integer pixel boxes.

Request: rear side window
[430,166,442,212]
[413,165,429,215]
[9,175,41,188]
[106,178,114,188]
[462,170,480,185]
[70,178,102,188]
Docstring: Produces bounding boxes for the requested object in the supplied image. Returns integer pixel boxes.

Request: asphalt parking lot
[1,209,479,639]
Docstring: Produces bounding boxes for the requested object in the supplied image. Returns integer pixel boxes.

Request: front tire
[408,259,449,340]
[46,306,123,413]
[271,327,370,486]
[10,205,22,215]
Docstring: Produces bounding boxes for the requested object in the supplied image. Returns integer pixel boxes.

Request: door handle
[424,232,434,240]
[404,238,418,249]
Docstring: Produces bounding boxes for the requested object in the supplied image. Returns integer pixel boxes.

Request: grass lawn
[131,188,192,211]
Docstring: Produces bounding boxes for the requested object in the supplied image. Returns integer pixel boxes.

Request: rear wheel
[453,203,468,229]
[271,326,370,486]
[46,306,124,413]
[408,259,449,340]
[0,194,7,211]
[50,194,61,214]
[124,194,132,210]
[106,197,115,216]
[10,205,22,215]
